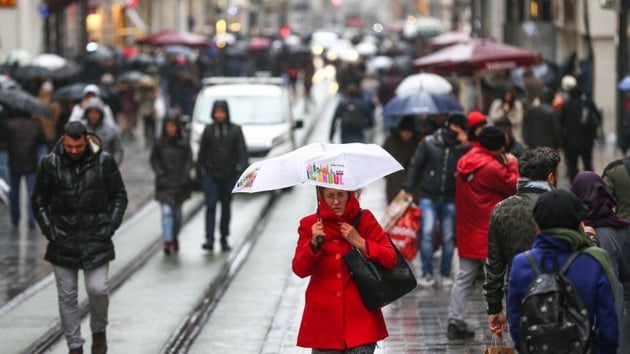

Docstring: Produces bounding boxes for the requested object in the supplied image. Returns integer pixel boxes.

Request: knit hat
[533,189,587,230]
[448,112,468,130]
[467,111,486,128]
[478,126,506,151]
[397,115,416,132]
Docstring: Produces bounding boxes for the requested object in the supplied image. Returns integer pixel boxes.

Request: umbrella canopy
[1,48,31,66]
[232,143,403,193]
[366,56,394,73]
[618,76,630,91]
[0,75,21,90]
[137,28,208,48]
[31,53,68,70]
[51,83,117,102]
[164,45,195,57]
[395,73,452,96]
[355,42,378,56]
[0,88,51,117]
[12,65,53,82]
[247,37,271,52]
[424,31,470,50]
[117,70,144,84]
[382,91,463,117]
[413,38,541,75]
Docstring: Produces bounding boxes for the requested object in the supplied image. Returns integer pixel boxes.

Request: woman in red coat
[292,187,397,353]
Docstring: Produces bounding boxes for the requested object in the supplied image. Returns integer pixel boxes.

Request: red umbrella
[136,28,208,48]
[247,37,271,52]
[413,38,541,75]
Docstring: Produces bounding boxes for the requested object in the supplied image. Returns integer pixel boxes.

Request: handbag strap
[353,209,365,230]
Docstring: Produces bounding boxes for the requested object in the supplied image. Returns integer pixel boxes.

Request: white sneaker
[418,274,435,287]
[441,277,454,288]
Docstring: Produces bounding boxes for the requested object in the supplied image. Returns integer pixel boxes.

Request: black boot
[220,238,231,252]
[92,331,107,354]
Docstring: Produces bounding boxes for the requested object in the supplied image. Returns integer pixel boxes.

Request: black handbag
[343,210,418,310]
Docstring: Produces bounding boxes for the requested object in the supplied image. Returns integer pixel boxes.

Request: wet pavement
[0,72,623,352]
[0,139,155,307]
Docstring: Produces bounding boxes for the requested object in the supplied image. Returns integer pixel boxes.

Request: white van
[190,77,303,163]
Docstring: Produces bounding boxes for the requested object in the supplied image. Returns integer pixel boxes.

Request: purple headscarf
[570,171,630,228]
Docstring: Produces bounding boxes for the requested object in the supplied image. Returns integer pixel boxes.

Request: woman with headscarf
[571,171,630,354]
[292,186,397,353]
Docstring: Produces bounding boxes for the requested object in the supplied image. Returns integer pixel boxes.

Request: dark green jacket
[603,159,630,221]
[483,179,551,314]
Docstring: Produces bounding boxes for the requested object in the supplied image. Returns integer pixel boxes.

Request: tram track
[24,79,335,354]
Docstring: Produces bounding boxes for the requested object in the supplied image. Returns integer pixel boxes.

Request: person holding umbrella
[292,186,397,353]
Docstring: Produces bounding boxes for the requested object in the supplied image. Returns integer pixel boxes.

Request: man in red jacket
[447,126,519,340]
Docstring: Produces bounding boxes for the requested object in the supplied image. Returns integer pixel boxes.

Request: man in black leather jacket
[483,147,560,339]
[31,121,127,354]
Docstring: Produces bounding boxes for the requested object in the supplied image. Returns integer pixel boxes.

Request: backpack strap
[524,250,542,276]
[559,252,581,275]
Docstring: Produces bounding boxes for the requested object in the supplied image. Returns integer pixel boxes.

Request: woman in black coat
[150,113,193,254]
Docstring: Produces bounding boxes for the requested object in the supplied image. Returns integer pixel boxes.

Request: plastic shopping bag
[388,204,420,260]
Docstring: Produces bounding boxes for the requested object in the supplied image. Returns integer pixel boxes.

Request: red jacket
[292,191,397,350]
[455,147,518,260]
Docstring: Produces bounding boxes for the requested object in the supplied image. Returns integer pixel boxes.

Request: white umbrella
[395,73,452,96]
[31,53,68,70]
[367,56,394,73]
[355,42,378,56]
[233,143,403,193]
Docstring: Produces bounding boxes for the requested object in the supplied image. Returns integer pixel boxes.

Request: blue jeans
[160,203,182,242]
[201,175,233,243]
[418,198,455,277]
[9,171,36,226]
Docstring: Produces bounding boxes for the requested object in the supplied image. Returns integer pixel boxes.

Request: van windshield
[194,95,285,125]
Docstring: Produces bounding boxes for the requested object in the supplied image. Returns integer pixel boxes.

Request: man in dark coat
[197,100,249,252]
[522,87,561,150]
[382,115,421,203]
[403,113,471,288]
[0,109,46,228]
[483,147,560,338]
[558,85,601,181]
[31,121,127,354]
[150,112,193,254]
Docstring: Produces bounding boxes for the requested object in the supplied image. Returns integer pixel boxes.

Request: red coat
[455,147,518,260]
[292,191,397,350]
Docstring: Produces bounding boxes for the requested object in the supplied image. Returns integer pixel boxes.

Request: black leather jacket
[31,134,128,270]
[403,129,470,202]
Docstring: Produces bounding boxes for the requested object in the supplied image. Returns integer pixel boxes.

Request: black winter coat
[0,116,46,174]
[402,129,470,202]
[197,122,248,181]
[522,103,561,149]
[559,93,599,149]
[31,135,128,270]
[150,135,193,205]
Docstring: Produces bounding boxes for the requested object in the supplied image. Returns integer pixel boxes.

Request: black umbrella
[117,70,144,84]
[0,75,21,90]
[50,61,82,80]
[12,65,53,82]
[51,83,117,102]
[0,88,51,117]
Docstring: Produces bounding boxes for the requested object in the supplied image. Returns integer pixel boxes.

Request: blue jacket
[507,233,618,354]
